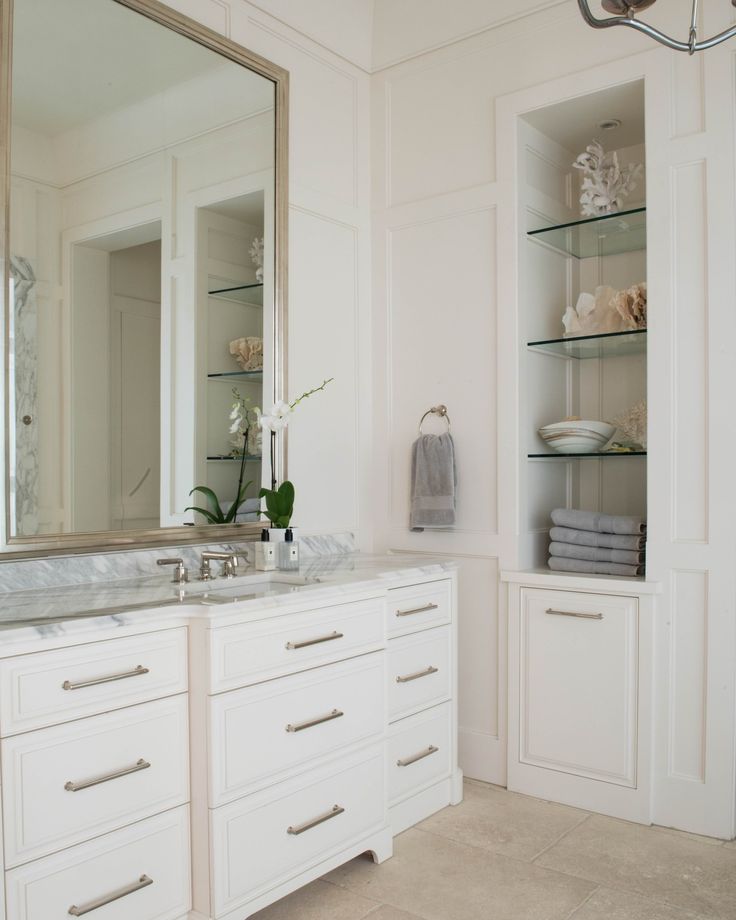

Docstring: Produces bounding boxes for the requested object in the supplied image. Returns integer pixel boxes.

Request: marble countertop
[0,553,456,645]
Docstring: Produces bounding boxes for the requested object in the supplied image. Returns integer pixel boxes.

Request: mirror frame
[0,0,289,557]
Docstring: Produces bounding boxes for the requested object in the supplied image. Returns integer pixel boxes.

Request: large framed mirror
[1,0,288,555]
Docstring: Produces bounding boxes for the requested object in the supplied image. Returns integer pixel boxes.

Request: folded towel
[550,526,645,551]
[551,508,646,536]
[548,556,644,577]
[549,542,645,566]
[410,433,456,530]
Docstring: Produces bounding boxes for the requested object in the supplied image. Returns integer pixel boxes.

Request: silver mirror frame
[0,0,289,558]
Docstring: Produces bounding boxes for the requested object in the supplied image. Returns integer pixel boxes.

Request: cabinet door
[518,588,638,787]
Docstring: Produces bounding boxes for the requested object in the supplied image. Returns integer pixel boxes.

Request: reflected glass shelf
[207,370,263,382]
[208,282,263,305]
[206,455,262,462]
[528,450,647,460]
[527,329,647,359]
[527,207,646,259]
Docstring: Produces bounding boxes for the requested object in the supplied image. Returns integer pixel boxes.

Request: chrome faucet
[157,557,189,584]
[200,551,239,581]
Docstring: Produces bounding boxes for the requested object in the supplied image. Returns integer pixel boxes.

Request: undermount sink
[190,573,310,605]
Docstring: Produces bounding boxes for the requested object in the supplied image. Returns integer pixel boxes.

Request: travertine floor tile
[250,879,380,920]
[570,887,712,920]
[536,814,736,919]
[365,907,424,920]
[325,828,595,920]
[419,778,588,860]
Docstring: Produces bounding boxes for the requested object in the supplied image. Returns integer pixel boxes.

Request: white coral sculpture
[573,140,643,217]
[613,400,647,450]
[229,336,263,371]
[250,236,264,283]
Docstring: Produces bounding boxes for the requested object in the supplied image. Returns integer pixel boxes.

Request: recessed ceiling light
[598,118,622,131]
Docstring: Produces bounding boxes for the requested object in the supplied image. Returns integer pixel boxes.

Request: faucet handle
[200,551,239,580]
[157,558,189,584]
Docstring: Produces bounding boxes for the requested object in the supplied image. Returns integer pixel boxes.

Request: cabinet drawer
[5,806,190,920]
[0,628,187,736]
[388,626,451,722]
[209,598,384,692]
[387,580,451,638]
[212,746,384,918]
[388,703,451,805]
[519,587,638,787]
[2,696,189,866]
[210,653,384,805]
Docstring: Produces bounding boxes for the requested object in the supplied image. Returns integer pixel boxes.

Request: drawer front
[0,628,187,736]
[2,696,189,866]
[212,746,384,917]
[5,806,190,920]
[387,580,452,638]
[388,626,451,722]
[209,598,384,692]
[519,587,638,787]
[210,653,385,805]
[388,703,451,805]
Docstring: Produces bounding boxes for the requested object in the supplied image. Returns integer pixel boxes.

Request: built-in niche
[519,80,647,570]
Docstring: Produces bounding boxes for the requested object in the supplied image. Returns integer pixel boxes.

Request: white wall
[371,0,736,839]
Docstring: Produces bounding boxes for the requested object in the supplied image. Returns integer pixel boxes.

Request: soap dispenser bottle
[253,528,276,571]
[278,528,300,571]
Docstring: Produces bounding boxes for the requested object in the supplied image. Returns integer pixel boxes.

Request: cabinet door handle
[397,745,439,767]
[68,874,153,915]
[396,602,438,618]
[286,709,344,733]
[64,758,151,792]
[286,631,343,650]
[62,664,149,691]
[287,804,344,835]
[545,608,603,620]
[396,665,439,683]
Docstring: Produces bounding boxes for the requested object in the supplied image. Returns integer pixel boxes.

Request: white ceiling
[11,0,265,136]
[523,80,646,152]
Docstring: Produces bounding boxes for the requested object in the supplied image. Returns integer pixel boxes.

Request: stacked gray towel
[548,508,646,577]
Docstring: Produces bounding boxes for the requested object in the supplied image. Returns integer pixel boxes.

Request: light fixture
[577,0,736,54]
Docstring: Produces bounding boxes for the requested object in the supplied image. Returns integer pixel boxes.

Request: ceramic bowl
[538,420,616,454]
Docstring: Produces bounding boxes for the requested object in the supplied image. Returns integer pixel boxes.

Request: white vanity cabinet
[504,572,658,823]
[0,565,460,920]
[0,626,192,920]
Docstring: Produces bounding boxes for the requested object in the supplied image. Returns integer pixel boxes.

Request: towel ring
[418,405,451,435]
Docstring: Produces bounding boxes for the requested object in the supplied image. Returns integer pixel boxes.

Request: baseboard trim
[459,728,506,785]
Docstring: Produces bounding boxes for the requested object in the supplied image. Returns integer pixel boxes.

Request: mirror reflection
[8,0,278,538]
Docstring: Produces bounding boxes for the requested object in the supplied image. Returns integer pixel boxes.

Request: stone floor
[251,779,736,920]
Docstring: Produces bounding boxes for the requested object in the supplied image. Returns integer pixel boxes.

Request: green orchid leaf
[184,505,224,524]
[224,481,254,523]
[189,486,225,518]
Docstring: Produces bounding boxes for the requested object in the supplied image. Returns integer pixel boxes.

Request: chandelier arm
[575,0,736,53]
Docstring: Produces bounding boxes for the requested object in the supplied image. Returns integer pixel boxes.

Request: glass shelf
[527,329,647,359]
[207,370,263,382]
[528,450,647,460]
[206,455,261,462]
[527,207,646,259]
[208,282,263,306]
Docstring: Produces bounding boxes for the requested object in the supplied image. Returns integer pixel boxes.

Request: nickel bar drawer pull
[286,631,343,650]
[287,804,345,836]
[64,758,151,792]
[286,709,344,733]
[62,664,149,691]
[396,602,438,618]
[545,608,603,621]
[397,745,439,767]
[396,665,439,684]
[68,874,153,915]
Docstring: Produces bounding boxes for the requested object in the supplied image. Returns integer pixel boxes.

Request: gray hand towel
[548,556,644,577]
[550,526,645,551]
[551,508,646,536]
[410,433,456,530]
[549,542,645,566]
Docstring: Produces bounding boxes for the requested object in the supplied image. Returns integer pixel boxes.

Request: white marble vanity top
[0,553,455,644]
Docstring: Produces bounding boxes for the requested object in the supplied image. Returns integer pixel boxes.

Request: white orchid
[259,400,293,432]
